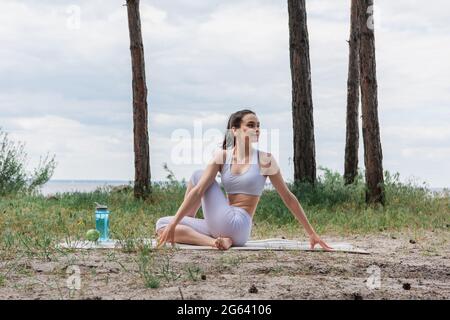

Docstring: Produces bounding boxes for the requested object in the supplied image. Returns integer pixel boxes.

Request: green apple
[86,229,100,242]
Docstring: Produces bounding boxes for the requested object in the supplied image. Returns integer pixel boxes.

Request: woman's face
[233,113,260,145]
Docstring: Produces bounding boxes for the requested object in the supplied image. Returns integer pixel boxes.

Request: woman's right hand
[156,223,177,249]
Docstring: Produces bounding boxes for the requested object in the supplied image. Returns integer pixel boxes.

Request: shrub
[0,128,56,196]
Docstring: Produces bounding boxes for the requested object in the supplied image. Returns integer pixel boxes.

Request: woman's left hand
[156,223,177,249]
[309,232,333,251]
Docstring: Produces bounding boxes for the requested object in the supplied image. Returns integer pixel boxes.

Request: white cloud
[7,115,133,180]
[400,147,450,159]
[383,126,450,144]
[151,111,228,129]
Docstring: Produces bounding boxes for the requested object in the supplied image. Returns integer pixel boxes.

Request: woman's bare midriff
[227,193,260,218]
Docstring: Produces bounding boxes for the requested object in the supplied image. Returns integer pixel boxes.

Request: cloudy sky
[1,0,449,188]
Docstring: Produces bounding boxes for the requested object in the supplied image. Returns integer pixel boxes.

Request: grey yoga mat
[57,238,369,254]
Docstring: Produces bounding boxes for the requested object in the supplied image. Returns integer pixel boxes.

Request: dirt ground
[1,230,448,300]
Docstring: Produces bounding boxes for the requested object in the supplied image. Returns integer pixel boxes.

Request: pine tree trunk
[287,0,316,185]
[126,0,151,199]
[344,0,361,185]
[358,0,385,205]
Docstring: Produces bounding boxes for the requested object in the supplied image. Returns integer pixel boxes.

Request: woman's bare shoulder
[257,150,280,176]
[210,149,227,171]
[258,150,272,164]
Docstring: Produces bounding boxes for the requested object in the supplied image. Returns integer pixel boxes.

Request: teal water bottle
[95,202,110,242]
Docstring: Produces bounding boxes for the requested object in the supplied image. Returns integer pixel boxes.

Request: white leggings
[155,169,253,246]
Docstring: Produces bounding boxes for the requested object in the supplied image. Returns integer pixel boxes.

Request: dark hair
[222,109,256,150]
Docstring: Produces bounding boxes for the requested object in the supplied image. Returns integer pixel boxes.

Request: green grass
[255,167,449,236]
[0,167,448,257]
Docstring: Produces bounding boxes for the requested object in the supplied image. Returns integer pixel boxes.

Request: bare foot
[214,237,233,250]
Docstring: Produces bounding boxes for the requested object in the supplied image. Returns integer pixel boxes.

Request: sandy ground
[0,230,448,300]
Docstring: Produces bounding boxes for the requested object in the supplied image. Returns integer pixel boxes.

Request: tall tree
[126,0,151,199]
[358,0,385,205]
[287,0,316,185]
[344,0,361,185]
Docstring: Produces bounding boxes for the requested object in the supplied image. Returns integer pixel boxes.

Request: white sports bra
[220,147,267,196]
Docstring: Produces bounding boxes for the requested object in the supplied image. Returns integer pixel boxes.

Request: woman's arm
[156,150,225,248]
[171,161,219,226]
[264,154,332,250]
[268,170,316,235]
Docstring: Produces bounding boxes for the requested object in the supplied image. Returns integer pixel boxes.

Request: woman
[156,109,332,251]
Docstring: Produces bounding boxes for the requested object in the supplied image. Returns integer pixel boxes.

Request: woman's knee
[189,169,204,186]
[155,216,172,233]
[230,228,251,246]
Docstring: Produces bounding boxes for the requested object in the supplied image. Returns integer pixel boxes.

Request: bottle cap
[94,202,108,210]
